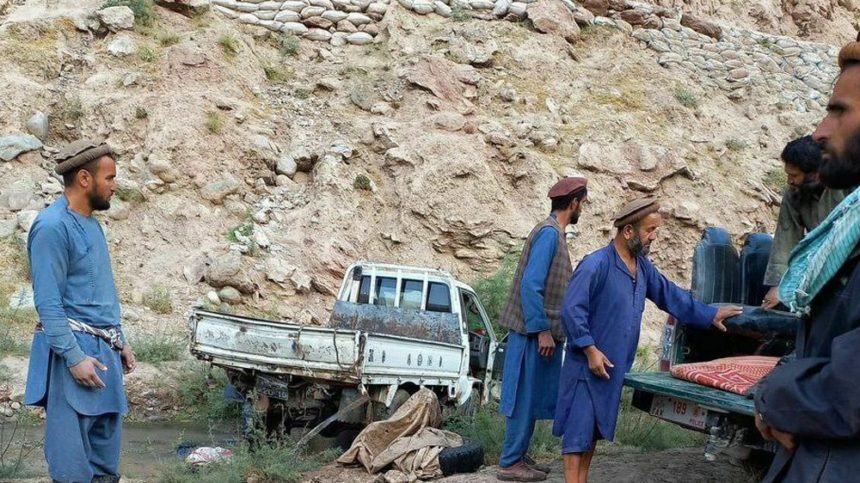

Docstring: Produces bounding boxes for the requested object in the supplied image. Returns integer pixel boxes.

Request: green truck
[623,228,800,462]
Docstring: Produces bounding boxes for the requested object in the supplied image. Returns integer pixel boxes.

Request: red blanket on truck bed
[670,356,780,395]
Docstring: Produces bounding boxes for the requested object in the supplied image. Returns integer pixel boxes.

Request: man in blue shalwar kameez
[24,139,136,483]
[496,176,589,482]
[553,198,741,483]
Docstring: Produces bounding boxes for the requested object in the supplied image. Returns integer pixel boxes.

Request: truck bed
[624,371,756,416]
[190,310,363,382]
[189,309,467,385]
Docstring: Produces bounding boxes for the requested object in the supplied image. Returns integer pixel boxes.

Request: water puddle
[1,420,237,480]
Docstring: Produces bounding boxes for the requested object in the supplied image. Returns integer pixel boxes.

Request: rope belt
[35,319,124,352]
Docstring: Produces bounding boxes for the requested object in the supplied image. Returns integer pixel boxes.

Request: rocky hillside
[637,0,859,45]
[0,0,841,354]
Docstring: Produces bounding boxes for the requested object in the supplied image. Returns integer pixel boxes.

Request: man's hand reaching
[712,305,743,332]
[762,287,780,309]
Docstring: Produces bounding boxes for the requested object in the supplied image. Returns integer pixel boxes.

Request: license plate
[255,375,290,401]
[649,395,708,430]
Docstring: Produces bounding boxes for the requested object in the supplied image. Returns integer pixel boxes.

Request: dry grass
[262,63,293,82]
[592,87,646,110]
[764,168,787,192]
[205,111,225,134]
[218,33,241,58]
[143,285,174,314]
[0,24,61,79]
[0,239,36,356]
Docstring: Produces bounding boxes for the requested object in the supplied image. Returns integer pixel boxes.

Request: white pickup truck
[189,261,505,443]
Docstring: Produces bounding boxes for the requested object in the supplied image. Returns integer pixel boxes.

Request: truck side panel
[362,333,464,382]
[190,310,361,381]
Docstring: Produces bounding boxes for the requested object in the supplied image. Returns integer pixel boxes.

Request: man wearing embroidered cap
[553,197,740,483]
[496,176,588,482]
[24,139,135,483]
[751,33,860,483]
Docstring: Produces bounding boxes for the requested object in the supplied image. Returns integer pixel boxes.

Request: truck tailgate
[624,372,755,416]
[190,310,362,381]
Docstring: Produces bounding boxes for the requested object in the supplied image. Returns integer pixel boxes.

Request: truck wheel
[439,438,484,476]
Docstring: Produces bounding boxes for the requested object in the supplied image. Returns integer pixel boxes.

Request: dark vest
[499,216,572,342]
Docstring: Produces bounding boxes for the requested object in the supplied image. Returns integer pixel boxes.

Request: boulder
[578,142,631,174]
[97,6,135,32]
[276,155,298,177]
[680,13,722,39]
[26,112,49,141]
[0,134,42,162]
[581,0,608,16]
[155,0,211,17]
[200,176,241,204]
[0,219,16,238]
[204,252,242,288]
[108,34,137,57]
[218,286,242,304]
[527,0,580,44]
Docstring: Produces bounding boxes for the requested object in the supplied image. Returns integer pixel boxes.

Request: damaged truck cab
[189,261,504,441]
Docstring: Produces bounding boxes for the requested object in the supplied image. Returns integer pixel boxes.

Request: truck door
[459,289,490,376]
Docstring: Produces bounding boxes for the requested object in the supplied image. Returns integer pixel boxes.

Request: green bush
[279,34,300,57]
[174,364,243,423]
[471,250,521,336]
[205,111,224,134]
[138,46,158,63]
[227,223,253,243]
[132,333,185,364]
[444,403,558,464]
[353,174,372,191]
[674,87,699,109]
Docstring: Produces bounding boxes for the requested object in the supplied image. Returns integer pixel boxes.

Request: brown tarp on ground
[337,388,464,482]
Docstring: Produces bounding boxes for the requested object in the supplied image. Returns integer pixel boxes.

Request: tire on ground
[439,438,484,476]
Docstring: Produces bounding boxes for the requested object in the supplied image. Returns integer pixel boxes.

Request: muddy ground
[11,448,754,483]
[302,447,755,483]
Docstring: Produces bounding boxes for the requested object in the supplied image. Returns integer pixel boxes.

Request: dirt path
[303,447,755,483]
[7,447,755,483]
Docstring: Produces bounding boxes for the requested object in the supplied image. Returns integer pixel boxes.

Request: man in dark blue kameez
[25,139,135,483]
[496,177,588,482]
[553,198,741,483]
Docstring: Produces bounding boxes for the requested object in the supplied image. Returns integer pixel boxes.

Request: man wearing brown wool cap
[553,197,740,483]
[24,138,135,483]
[496,176,588,482]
